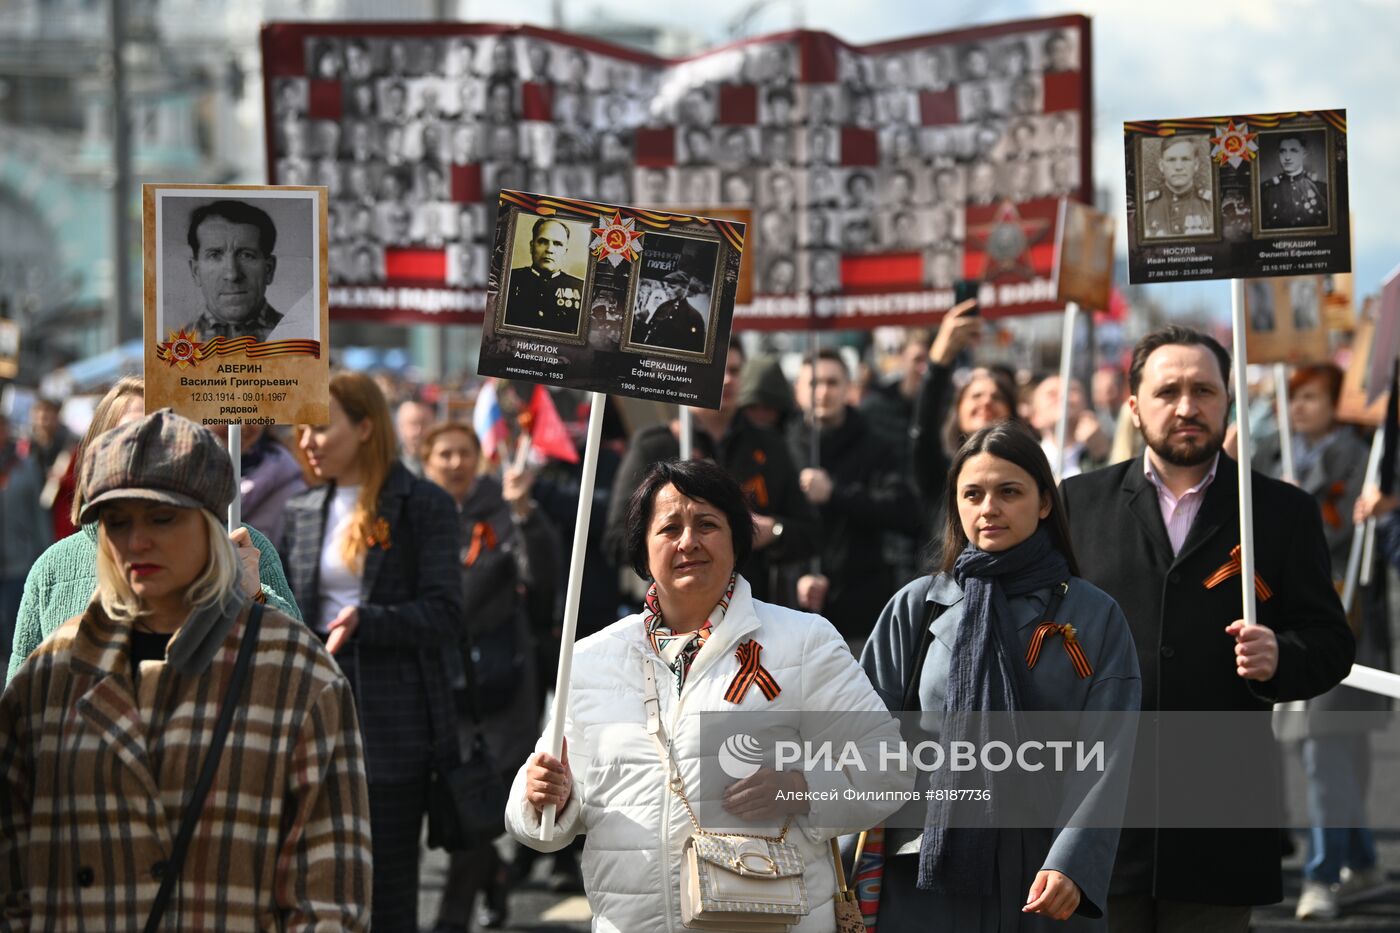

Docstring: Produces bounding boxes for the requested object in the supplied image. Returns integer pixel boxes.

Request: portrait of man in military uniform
[625,232,719,359]
[501,215,588,338]
[1258,130,1331,232]
[1246,279,1276,333]
[1139,135,1216,239]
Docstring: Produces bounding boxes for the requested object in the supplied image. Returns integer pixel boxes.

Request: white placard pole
[1230,280,1258,628]
[1360,422,1386,588]
[678,405,693,461]
[1341,427,1384,613]
[228,423,242,530]
[1272,363,1295,485]
[1053,302,1079,482]
[540,391,606,841]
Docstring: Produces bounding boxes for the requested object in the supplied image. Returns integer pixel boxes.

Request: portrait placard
[1366,266,1400,405]
[1338,314,1386,426]
[142,184,331,425]
[1052,199,1114,310]
[1242,276,1328,365]
[1123,110,1350,284]
[263,14,1092,331]
[477,190,743,409]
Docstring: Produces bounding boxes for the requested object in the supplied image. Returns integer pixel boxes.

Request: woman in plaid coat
[0,411,372,929]
[282,373,464,933]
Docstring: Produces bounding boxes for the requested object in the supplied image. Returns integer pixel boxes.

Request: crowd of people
[0,312,1393,930]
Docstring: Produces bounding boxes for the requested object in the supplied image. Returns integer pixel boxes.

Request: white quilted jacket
[507,575,910,933]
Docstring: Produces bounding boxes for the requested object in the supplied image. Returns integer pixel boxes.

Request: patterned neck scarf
[644,572,738,695]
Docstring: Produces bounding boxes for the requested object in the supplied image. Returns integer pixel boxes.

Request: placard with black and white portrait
[378,78,413,124]
[1246,279,1276,332]
[552,164,596,200]
[306,37,344,81]
[802,210,838,249]
[883,209,925,251]
[678,125,715,166]
[553,45,594,93]
[760,85,798,126]
[882,167,924,207]
[719,170,756,206]
[673,167,719,206]
[925,247,959,288]
[762,253,799,295]
[447,243,488,287]
[801,124,841,166]
[801,84,844,127]
[761,126,797,167]
[806,165,844,208]
[713,127,760,171]
[673,84,716,127]
[154,190,322,345]
[378,200,415,246]
[484,162,527,199]
[1042,30,1079,73]
[882,124,920,164]
[498,213,591,341]
[1136,134,1217,240]
[413,203,456,247]
[755,208,799,255]
[1291,277,1322,330]
[744,42,795,86]
[634,167,673,206]
[596,168,631,205]
[1255,127,1333,234]
[837,212,877,254]
[810,249,843,294]
[273,78,309,119]
[347,241,383,284]
[624,232,720,360]
[758,168,799,213]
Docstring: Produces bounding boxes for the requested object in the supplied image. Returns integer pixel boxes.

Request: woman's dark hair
[939,421,1080,576]
[940,366,1019,455]
[624,459,754,580]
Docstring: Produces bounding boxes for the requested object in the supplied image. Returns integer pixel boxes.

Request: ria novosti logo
[717,733,765,779]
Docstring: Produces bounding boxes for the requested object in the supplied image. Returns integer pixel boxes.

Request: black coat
[282,462,464,785]
[1061,455,1354,905]
[785,407,921,639]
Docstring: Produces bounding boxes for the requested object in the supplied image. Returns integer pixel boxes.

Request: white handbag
[642,660,811,931]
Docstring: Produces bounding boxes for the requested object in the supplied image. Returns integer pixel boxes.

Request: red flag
[525,384,579,463]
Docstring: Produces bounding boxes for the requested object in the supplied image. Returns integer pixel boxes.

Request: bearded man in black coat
[1060,325,1353,933]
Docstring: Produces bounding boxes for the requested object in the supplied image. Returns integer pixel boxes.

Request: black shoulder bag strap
[144,601,264,933]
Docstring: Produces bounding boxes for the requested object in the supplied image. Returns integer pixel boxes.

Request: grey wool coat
[858,572,1142,933]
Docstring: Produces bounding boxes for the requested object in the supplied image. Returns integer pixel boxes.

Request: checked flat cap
[78,409,235,524]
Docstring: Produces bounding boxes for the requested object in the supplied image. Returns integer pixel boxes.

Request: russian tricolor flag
[472,379,511,462]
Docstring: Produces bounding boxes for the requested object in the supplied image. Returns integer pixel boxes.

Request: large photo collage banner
[261,15,1091,330]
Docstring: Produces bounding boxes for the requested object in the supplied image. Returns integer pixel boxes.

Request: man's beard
[1143,417,1225,467]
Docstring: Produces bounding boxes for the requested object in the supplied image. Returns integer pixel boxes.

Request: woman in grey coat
[860,422,1140,931]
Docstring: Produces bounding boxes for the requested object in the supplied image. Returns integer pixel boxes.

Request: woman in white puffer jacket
[507,458,910,933]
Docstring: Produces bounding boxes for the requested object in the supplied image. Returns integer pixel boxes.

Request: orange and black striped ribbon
[1203,545,1274,601]
[1025,623,1094,679]
[463,521,498,567]
[725,639,780,703]
[1320,481,1346,529]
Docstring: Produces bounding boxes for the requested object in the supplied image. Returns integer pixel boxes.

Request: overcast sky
[499,0,1396,318]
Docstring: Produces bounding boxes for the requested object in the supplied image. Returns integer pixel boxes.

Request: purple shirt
[1144,453,1220,555]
